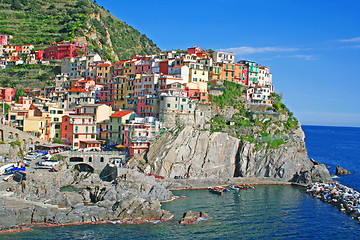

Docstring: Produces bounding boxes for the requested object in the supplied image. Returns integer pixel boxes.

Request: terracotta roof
[115,60,130,64]
[68,89,90,93]
[97,63,112,67]
[110,111,134,118]
[172,65,185,68]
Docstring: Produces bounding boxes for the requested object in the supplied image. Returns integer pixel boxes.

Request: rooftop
[110,111,134,118]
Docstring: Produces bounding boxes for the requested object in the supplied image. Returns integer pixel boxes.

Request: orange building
[220,63,244,83]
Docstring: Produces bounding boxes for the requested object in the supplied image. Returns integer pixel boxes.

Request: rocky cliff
[134,124,331,184]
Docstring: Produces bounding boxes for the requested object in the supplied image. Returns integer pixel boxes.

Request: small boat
[6,166,26,173]
[0,164,15,176]
[229,185,240,191]
[24,152,40,161]
[236,185,248,190]
[209,187,224,195]
[247,184,256,189]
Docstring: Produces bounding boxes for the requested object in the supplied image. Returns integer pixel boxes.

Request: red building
[0,87,15,102]
[159,60,169,75]
[43,41,87,60]
[187,47,201,55]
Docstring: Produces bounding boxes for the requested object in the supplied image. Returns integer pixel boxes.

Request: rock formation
[0,165,174,230]
[133,125,331,184]
[335,166,351,175]
[179,211,208,224]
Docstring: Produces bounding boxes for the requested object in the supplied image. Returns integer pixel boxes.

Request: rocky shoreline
[0,163,175,233]
[307,182,360,222]
[0,167,320,234]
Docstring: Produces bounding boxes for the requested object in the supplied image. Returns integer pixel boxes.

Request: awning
[115,144,126,148]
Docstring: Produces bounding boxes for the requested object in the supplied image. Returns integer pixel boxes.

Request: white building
[212,51,235,64]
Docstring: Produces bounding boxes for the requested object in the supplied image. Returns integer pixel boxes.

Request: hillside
[0,0,161,61]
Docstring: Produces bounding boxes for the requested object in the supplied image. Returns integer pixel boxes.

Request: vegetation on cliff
[0,64,60,88]
[208,81,299,148]
[0,0,160,61]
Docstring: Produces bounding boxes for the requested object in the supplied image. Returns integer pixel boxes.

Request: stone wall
[60,151,126,173]
[0,124,48,149]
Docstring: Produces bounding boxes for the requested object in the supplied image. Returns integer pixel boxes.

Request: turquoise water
[4,186,360,239]
[3,126,360,239]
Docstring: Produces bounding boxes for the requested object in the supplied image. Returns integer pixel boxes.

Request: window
[65,126,67,130]
[74,135,78,139]
[91,135,95,139]
[189,104,192,108]
[57,110,63,114]
[55,124,61,129]
[167,103,170,108]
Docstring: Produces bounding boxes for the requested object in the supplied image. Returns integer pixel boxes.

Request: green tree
[14,87,24,102]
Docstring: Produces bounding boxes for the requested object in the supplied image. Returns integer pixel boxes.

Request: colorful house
[75,103,113,123]
[65,88,94,110]
[122,117,161,157]
[96,62,113,84]
[61,115,97,149]
[0,87,15,102]
[44,41,87,60]
[108,111,135,145]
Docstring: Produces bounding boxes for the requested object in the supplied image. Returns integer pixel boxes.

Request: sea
[3,125,360,239]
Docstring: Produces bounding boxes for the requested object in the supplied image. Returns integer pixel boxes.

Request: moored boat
[209,187,223,195]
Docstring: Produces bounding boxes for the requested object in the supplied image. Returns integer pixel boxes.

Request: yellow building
[188,63,209,83]
[96,62,113,84]
[23,116,51,140]
[210,62,222,80]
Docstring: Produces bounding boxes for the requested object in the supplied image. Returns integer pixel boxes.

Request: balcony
[130,136,156,142]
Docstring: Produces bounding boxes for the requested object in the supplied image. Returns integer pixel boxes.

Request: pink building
[136,96,159,117]
[44,41,87,60]
[75,79,96,91]
[61,115,97,149]
[122,118,160,157]
[135,60,152,74]
[0,87,15,102]
[0,35,8,45]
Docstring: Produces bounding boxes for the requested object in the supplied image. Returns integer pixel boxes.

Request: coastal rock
[179,211,208,224]
[179,211,200,224]
[134,125,331,184]
[335,166,350,175]
[0,165,174,230]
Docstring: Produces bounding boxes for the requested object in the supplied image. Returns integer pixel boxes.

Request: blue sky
[97,0,360,127]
